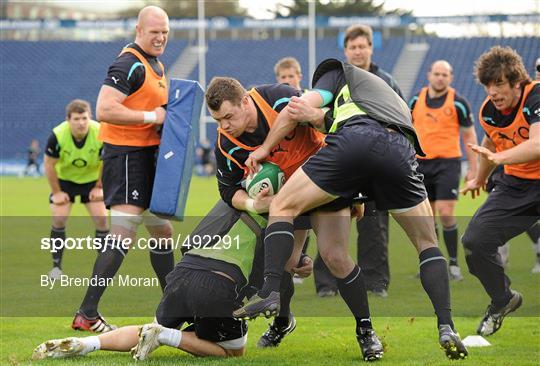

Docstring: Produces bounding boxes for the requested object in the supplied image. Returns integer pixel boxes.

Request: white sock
[81,336,101,355]
[157,327,182,348]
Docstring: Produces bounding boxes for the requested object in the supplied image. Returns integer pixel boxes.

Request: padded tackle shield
[150,79,204,221]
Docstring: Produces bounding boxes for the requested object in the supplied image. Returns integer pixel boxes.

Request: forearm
[96,101,147,125]
[96,85,159,125]
[95,163,104,188]
[495,138,540,165]
[44,158,61,193]
[260,112,299,152]
[476,137,497,183]
[231,189,253,212]
[462,128,478,173]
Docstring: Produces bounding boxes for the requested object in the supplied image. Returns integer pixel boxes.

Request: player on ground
[237,58,468,360]
[461,46,540,336]
[72,6,174,333]
[32,200,312,361]
[409,60,478,281]
[207,77,384,360]
[44,99,108,280]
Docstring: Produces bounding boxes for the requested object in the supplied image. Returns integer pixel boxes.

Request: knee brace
[110,209,143,232]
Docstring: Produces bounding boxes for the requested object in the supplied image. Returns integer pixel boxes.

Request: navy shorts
[102,146,158,210]
[462,173,540,251]
[417,158,461,201]
[301,117,427,211]
[155,267,247,344]
[49,179,96,204]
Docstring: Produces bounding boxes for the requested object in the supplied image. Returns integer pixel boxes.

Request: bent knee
[225,347,246,357]
[320,251,349,272]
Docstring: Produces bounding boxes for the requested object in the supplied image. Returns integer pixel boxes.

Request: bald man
[409,60,478,280]
[72,6,175,333]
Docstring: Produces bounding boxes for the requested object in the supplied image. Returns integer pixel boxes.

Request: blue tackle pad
[150,79,204,221]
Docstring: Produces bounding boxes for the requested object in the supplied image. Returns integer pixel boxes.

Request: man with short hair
[72,5,174,333]
[410,60,478,281]
[274,57,303,90]
[44,99,109,280]
[237,57,468,360]
[461,46,540,337]
[207,76,384,360]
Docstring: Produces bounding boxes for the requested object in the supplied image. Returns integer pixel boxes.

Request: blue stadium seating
[0,40,186,159]
[409,37,539,126]
[1,36,538,161]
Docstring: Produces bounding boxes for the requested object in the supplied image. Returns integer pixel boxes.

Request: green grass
[1,176,539,365]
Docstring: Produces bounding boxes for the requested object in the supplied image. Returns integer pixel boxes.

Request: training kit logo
[131,189,139,200]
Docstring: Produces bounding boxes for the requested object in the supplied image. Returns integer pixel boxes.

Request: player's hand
[51,191,70,205]
[460,178,484,199]
[253,187,273,213]
[89,187,104,202]
[351,203,365,220]
[245,147,270,176]
[292,255,313,278]
[154,106,167,125]
[468,143,502,165]
[287,96,322,124]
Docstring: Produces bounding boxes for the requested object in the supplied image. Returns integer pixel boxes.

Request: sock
[79,240,128,317]
[443,224,459,266]
[50,227,66,269]
[275,272,294,328]
[260,222,295,298]
[465,250,512,309]
[149,246,175,291]
[336,265,372,330]
[419,247,454,329]
[81,336,100,355]
[157,327,182,348]
[95,230,109,254]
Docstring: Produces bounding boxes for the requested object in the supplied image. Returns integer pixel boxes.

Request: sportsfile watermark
[40,234,242,253]
[1,215,538,317]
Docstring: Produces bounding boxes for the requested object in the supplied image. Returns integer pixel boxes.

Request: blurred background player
[274,57,303,90]
[313,24,405,298]
[24,139,41,176]
[72,6,174,333]
[462,46,539,336]
[409,60,478,281]
[195,139,216,177]
[44,99,108,280]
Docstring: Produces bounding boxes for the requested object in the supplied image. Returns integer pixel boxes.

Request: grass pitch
[1,176,539,365]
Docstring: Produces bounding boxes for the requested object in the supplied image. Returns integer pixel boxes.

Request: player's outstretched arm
[96,85,166,125]
[44,155,69,205]
[461,136,497,199]
[478,122,540,165]
[245,91,324,172]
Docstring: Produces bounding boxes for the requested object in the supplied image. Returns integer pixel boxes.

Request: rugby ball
[245,162,285,198]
